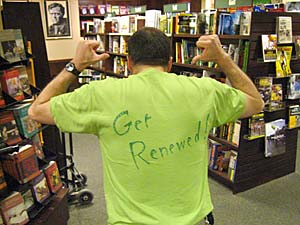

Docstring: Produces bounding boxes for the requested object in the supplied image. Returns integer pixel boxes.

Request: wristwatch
[65,62,81,76]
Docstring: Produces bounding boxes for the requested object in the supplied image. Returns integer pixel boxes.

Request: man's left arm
[28,40,109,124]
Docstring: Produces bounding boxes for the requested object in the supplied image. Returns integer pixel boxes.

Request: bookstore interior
[0,0,299,224]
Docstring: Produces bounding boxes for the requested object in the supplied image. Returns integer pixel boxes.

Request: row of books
[210,120,241,146]
[255,74,300,112]
[79,4,130,16]
[208,140,238,181]
[0,159,63,224]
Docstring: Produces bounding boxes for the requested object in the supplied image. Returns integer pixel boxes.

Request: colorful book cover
[31,133,45,160]
[265,119,286,157]
[44,161,63,194]
[269,84,284,111]
[276,16,292,44]
[0,191,29,225]
[0,29,26,64]
[0,68,25,101]
[15,65,32,96]
[275,46,292,78]
[31,173,51,203]
[287,73,300,99]
[288,105,300,129]
[10,103,40,139]
[261,34,277,62]
[239,11,251,35]
[255,77,272,110]
[248,113,265,139]
[0,111,22,146]
[2,144,40,184]
[293,35,300,59]
[22,189,35,211]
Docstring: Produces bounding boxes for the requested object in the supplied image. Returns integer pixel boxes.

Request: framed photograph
[285,1,300,12]
[44,0,72,39]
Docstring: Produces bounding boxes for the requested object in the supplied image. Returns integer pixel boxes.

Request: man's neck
[131,64,167,75]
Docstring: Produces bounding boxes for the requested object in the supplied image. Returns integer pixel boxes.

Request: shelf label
[163,2,190,13]
[129,5,146,14]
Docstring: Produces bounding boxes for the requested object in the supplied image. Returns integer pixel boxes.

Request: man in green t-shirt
[29,27,264,225]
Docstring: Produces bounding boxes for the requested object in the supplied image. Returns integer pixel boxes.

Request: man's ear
[127,56,133,73]
[167,57,173,72]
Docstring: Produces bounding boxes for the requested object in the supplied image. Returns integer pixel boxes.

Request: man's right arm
[192,35,264,118]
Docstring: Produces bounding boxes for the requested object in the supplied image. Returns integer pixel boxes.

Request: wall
[39,0,80,60]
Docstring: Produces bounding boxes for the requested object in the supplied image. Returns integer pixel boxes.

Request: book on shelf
[269,83,284,111]
[0,84,5,108]
[255,77,272,110]
[261,34,277,62]
[208,141,230,171]
[287,73,300,99]
[1,144,40,184]
[10,103,41,139]
[44,161,63,194]
[0,29,27,64]
[265,119,286,157]
[276,16,293,44]
[196,12,207,35]
[288,105,300,129]
[242,40,250,72]
[119,6,129,15]
[275,45,292,78]
[231,120,241,146]
[0,162,7,192]
[248,112,265,139]
[119,16,130,33]
[97,4,106,15]
[177,13,192,34]
[0,111,22,146]
[293,35,300,59]
[0,67,25,101]
[111,5,120,15]
[14,65,32,96]
[239,11,251,35]
[0,191,29,225]
[30,172,51,204]
[228,150,238,182]
[30,133,44,160]
[285,1,300,12]
[145,10,161,29]
[21,189,35,211]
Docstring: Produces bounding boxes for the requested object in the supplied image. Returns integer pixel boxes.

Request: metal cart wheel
[78,189,94,205]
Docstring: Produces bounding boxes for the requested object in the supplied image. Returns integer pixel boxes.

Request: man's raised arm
[28,40,109,124]
[192,35,264,118]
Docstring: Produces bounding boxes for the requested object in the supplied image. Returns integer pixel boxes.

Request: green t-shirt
[50,68,245,225]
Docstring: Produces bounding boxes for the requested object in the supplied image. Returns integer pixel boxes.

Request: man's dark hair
[128,27,171,67]
[48,2,65,16]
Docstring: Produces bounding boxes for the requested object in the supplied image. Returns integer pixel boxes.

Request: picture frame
[44,0,72,39]
[285,1,300,12]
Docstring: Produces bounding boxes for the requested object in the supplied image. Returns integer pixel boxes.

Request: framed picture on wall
[44,0,72,39]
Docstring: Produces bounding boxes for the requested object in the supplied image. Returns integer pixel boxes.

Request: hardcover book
[44,161,63,194]
[269,83,284,111]
[0,111,22,146]
[0,29,26,64]
[0,191,29,225]
[265,119,286,157]
[239,11,251,35]
[30,133,44,160]
[288,105,300,129]
[31,172,51,204]
[248,113,265,139]
[261,34,277,62]
[275,46,292,78]
[287,73,300,99]
[276,16,292,44]
[1,144,40,184]
[0,84,5,108]
[0,67,25,101]
[228,150,238,181]
[15,65,32,96]
[255,77,272,110]
[294,35,300,59]
[21,189,35,211]
[10,103,41,139]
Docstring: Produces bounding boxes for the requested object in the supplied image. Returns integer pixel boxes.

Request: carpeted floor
[66,132,300,225]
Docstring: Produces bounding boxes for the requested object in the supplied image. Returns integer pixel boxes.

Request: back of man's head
[128,27,171,67]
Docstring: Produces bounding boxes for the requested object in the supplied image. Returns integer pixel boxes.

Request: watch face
[66,63,75,72]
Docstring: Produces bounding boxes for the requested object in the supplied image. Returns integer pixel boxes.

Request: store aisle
[67,133,300,225]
